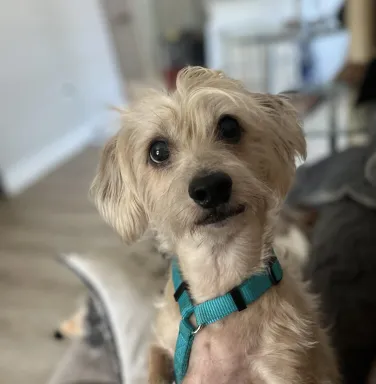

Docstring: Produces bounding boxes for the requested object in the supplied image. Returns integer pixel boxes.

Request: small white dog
[91,67,338,384]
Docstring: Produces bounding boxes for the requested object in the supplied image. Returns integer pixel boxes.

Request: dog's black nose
[189,172,232,209]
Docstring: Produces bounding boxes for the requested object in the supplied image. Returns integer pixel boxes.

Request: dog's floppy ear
[265,93,307,162]
[256,93,307,198]
[90,133,147,243]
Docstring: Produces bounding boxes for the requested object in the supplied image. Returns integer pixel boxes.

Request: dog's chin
[196,204,246,228]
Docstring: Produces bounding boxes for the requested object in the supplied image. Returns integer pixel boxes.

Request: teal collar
[172,254,283,384]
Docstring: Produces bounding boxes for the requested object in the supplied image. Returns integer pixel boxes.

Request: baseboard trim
[2,121,97,197]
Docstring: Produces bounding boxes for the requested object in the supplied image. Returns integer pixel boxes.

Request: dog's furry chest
[155,273,338,384]
[182,322,258,384]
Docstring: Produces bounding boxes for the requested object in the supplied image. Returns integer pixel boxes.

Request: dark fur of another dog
[301,199,376,384]
[282,136,376,383]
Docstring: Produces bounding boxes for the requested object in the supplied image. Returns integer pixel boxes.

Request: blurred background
[1,0,376,383]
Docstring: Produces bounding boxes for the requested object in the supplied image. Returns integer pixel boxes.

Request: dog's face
[91,67,306,246]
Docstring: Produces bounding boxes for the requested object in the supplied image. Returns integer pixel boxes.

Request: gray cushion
[286,140,376,209]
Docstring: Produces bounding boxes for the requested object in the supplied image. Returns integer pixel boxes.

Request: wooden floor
[0,147,121,384]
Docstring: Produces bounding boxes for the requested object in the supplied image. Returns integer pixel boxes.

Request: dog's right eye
[217,115,242,143]
[149,140,170,164]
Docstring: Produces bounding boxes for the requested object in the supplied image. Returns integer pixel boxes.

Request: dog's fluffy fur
[91,67,339,383]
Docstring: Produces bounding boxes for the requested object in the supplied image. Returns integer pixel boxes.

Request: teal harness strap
[172,256,283,384]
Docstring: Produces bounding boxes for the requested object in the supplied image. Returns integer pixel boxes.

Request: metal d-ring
[192,324,203,335]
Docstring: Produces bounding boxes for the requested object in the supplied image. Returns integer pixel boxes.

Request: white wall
[0,0,124,195]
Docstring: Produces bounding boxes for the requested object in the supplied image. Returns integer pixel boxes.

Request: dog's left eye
[149,140,170,164]
[217,115,242,143]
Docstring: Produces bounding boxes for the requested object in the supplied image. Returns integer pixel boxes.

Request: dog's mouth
[196,204,246,226]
